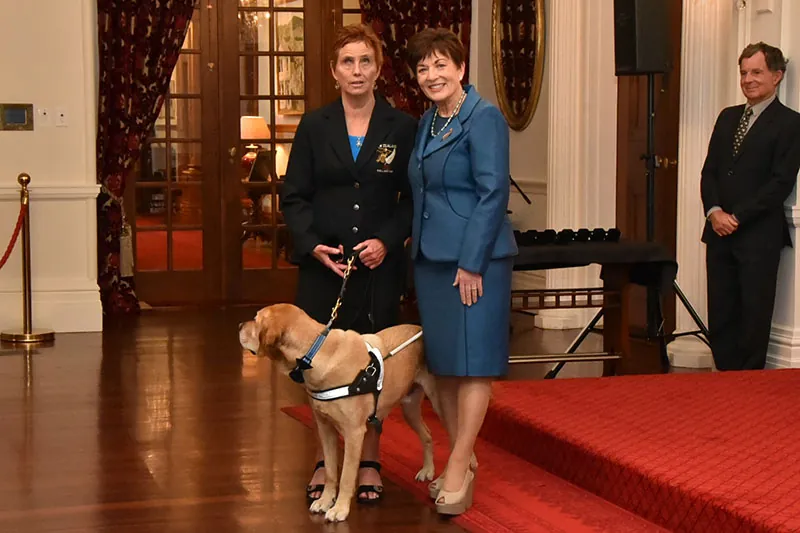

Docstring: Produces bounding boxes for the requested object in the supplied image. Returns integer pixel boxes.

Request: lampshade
[240,115,271,140]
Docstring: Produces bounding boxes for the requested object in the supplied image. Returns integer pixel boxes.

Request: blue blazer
[408,85,518,275]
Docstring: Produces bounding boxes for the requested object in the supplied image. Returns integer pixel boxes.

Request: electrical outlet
[55,108,68,127]
[37,107,50,126]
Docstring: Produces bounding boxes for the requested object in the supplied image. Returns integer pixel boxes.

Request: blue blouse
[348,135,362,160]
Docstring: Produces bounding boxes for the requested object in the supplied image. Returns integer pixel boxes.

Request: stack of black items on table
[513,228,622,246]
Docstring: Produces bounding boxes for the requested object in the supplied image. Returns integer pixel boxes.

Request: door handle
[229,147,237,157]
[655,155,677,169]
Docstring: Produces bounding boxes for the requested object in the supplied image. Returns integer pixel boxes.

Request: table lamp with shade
[240,115,271,172]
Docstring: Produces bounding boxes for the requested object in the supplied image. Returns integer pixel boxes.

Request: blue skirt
[413,255,513,377]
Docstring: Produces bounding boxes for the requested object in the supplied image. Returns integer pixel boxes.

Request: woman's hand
[312,244,351,278]
[453,268,483,306]
[354,239,387,269]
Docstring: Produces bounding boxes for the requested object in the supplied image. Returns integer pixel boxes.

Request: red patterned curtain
[96,0,196,314]
[360,0,472,118]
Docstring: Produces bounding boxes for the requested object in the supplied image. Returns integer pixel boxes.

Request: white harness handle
[307,330,423,402]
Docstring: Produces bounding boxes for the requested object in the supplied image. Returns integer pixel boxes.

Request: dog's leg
[325,423,366,522]
[309,417,339,514]
[401,384,435,482]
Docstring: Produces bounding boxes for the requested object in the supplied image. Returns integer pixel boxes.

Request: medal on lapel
[376,144,396,174]
[442,128,453,141]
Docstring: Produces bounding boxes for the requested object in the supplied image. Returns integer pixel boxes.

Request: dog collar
[289,327,330,384]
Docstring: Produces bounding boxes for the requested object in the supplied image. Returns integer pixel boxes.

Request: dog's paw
[415,464,435,482]
[325,503,351,522]
[309,491,336,514]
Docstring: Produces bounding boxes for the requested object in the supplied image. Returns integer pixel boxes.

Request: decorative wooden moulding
[491,0,546,131]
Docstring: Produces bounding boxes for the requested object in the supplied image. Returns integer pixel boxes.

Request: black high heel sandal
[306,460,325,504]
[356,460,384,505]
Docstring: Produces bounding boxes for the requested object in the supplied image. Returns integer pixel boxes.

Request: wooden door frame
[128,1,351,306]
[615,1,682,341]
[126,4,223,306]
[217,0,339,305]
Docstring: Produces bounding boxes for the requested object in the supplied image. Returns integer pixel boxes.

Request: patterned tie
[733,106,753,156]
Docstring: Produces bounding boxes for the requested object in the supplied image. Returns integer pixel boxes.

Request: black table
[510,240,679,376]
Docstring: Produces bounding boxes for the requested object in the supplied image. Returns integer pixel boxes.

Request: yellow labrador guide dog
[239,303,446,522]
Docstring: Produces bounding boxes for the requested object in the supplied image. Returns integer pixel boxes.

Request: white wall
[0,0,102,333]
[750,0,800,368]
[670,0,800,369]
[470,0,549,290]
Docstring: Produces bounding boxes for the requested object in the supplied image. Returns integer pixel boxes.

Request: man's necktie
[733,106,753,156]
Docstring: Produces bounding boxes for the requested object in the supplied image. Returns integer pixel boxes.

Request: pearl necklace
[431,90,467,137]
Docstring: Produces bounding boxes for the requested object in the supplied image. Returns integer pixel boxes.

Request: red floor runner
[481,370,800,533]
[283,404,667,532]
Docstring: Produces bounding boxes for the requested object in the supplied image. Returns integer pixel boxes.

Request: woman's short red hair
[331,23,384,68]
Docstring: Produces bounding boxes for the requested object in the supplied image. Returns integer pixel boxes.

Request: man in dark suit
[701,42,800,370]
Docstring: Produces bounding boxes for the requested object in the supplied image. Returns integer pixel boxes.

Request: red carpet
[481,370,800,533]
[282,404,667,532]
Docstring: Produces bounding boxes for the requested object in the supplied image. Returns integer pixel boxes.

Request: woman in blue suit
[406,28,518,515]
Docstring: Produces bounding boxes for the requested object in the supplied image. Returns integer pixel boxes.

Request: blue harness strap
[289,327,330,383]
[289,249,360,384]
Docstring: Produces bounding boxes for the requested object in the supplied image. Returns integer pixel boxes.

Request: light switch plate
[754,0,775,14]
[55,108,67,127]
[37,107,50,125]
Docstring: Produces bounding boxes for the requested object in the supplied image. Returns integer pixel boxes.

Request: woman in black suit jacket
[280,24,417,505]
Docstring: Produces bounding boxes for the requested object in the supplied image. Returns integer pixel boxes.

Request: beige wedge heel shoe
[435,470,475,516]
[428,455,478,499]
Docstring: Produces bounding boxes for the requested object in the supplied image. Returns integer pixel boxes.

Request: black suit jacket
[700,98,800,249]
[280,96,418,264]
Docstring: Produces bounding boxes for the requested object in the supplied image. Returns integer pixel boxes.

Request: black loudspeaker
[613,0,670,75]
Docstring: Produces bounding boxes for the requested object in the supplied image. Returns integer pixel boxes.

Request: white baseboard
[667,335,714,369]
[767,323,800,369]
[0,287,102,333]
[534,308,588,330]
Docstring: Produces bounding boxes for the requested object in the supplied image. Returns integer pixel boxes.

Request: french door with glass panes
[128,0,364,306]
[125,1,329,306]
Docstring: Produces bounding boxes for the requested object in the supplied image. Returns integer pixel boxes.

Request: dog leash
[288,248,425,433]
[289,250,359,384]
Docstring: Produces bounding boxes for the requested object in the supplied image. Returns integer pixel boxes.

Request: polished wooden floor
[0,307,600,533]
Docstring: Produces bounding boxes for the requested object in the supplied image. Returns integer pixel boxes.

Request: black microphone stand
[510,175,532,205]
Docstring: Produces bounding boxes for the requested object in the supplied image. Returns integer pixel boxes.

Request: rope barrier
[0,203,27,272]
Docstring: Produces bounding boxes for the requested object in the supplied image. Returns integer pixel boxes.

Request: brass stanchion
[1,173,55,344]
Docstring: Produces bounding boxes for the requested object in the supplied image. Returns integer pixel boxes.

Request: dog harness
[303,330,424,434]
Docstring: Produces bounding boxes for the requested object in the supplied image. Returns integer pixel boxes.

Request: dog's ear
[255,311,282,355]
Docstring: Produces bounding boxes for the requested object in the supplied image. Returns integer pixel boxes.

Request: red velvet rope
[0,203,27,272]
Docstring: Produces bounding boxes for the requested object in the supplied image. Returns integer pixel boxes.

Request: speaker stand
[640,72,709,370]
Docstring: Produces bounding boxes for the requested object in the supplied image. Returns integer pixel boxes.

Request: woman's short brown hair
[406,28,466,72]
[331,23,383,69]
